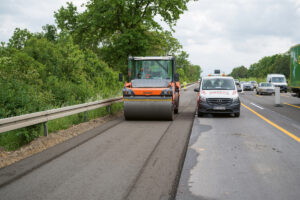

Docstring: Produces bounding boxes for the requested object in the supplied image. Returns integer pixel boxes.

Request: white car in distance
[256,82,275,95]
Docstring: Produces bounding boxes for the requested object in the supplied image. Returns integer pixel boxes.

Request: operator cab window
[128,60,172,81]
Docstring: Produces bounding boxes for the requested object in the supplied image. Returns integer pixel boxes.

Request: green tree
[230,66,248,79]
[54,0,191,73]
[8,28,32,49]
[42,24,58,41]
[176,51,201,82]
[247,54,289,79]
[54,2,78,33]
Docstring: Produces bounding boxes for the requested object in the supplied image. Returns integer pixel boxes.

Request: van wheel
[234,112,240,117]
[174,92,179,114]
[198,112,203,117]
[174,107,178,114]
[169,106,175,121]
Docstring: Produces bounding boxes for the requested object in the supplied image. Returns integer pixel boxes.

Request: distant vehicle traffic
[290,44,300,97]
[194,76,241,117]
[239,81,245,89]
[242,82,254,91]
[266,74,287,93]
[250,81,258,89]
[256,82,275,95]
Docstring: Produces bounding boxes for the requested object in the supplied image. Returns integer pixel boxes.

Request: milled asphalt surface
[176,91,300,200]
[0,85,197,200]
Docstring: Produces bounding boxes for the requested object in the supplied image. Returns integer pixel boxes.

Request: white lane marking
[250,102,264,110]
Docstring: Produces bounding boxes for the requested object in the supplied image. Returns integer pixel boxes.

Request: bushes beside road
[0,31,122,150]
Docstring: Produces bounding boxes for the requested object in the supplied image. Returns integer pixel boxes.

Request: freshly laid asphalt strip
[126,89,196,200]
[0,86,197,200]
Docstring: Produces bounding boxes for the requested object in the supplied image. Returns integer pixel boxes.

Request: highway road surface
[1,87,300,200]
[176,90,300,200]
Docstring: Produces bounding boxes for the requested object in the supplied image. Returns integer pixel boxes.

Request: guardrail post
[43,122,48,137]
[107,105,111,114]
[84,111,87,122]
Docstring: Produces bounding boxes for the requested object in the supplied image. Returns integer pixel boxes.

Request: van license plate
[214,106,225,110]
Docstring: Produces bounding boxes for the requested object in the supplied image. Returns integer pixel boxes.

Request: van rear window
[271,77,285,83]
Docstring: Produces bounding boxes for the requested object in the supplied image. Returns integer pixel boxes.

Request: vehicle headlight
[233,97,240,103]
[160,88,173,96]
[123,88,135,96]
[199,96,206,102]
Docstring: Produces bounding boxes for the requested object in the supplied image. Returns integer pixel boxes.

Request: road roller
[119,56,180,120]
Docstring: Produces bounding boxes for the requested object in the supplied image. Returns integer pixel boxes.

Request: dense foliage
[0,29,121,118]
[0,30,122,148]
[54,0,191,73]
[229,54,289,80]
[176,51,202,83]
[229,66,248,79]
[1,0,201,149]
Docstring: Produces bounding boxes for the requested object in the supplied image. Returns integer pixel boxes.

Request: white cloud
[0,0,86,43]
[184,36,292,75]
[172,0,300,75]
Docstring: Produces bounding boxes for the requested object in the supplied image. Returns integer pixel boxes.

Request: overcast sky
[1,0,300,75]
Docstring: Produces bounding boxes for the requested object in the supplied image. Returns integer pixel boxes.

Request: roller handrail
[0,96,122,134]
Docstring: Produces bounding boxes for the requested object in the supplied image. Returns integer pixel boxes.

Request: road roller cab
[121,56,180,120]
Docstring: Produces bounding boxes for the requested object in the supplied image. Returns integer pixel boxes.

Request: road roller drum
[124,97,174,120]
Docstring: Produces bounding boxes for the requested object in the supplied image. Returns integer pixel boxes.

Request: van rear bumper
[279,85,287,92]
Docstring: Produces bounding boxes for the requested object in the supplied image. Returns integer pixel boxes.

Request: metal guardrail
[0,97,122,135]
[0,82,196,136]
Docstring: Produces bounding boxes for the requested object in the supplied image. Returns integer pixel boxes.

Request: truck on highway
[290,44,300,97]
[119,56,180,120]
